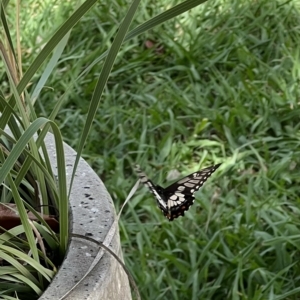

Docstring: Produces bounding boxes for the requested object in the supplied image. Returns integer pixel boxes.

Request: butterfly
[135,164,221,221]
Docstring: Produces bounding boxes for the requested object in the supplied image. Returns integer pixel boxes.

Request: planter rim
[39,135,131,300]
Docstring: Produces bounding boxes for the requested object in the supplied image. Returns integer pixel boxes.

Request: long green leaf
[0,118,68,253]
[68,0,141,195]
[17,0,98,95]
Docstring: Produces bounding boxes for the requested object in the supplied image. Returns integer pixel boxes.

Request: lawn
[15,0,300,299]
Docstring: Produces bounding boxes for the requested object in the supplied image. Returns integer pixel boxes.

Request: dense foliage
[15,0,300,299]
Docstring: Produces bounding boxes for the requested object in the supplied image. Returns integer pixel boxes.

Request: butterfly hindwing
[135,164,221,221]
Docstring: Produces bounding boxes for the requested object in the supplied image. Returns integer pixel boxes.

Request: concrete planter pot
[39,135,131,300]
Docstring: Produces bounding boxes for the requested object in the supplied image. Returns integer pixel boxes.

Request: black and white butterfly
[135,164,221,221]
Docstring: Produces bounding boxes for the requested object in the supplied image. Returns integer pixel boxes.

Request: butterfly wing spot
[189,179,200,184]
[177,177,190,184]
[184,182,195,188]
[175,192,185,197]
[178,186,185,191]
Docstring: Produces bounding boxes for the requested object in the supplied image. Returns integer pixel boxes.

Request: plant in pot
[0,0,210,298]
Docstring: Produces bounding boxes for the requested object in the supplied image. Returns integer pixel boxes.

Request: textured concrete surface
[39,135,131,300]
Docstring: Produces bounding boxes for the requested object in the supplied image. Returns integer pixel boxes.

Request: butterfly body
[135,164,221,221]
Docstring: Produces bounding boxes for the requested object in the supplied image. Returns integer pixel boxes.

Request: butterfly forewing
[164,164,221,195]
[134,165,167,213]
[163,164,221,220]
[135,163,221,221]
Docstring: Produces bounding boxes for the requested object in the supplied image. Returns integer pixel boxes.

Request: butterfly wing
[134,165,168,214]
[162,164,221,221]
[135,164,221,221]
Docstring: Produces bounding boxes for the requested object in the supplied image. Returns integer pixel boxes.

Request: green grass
[11,0,300,298]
